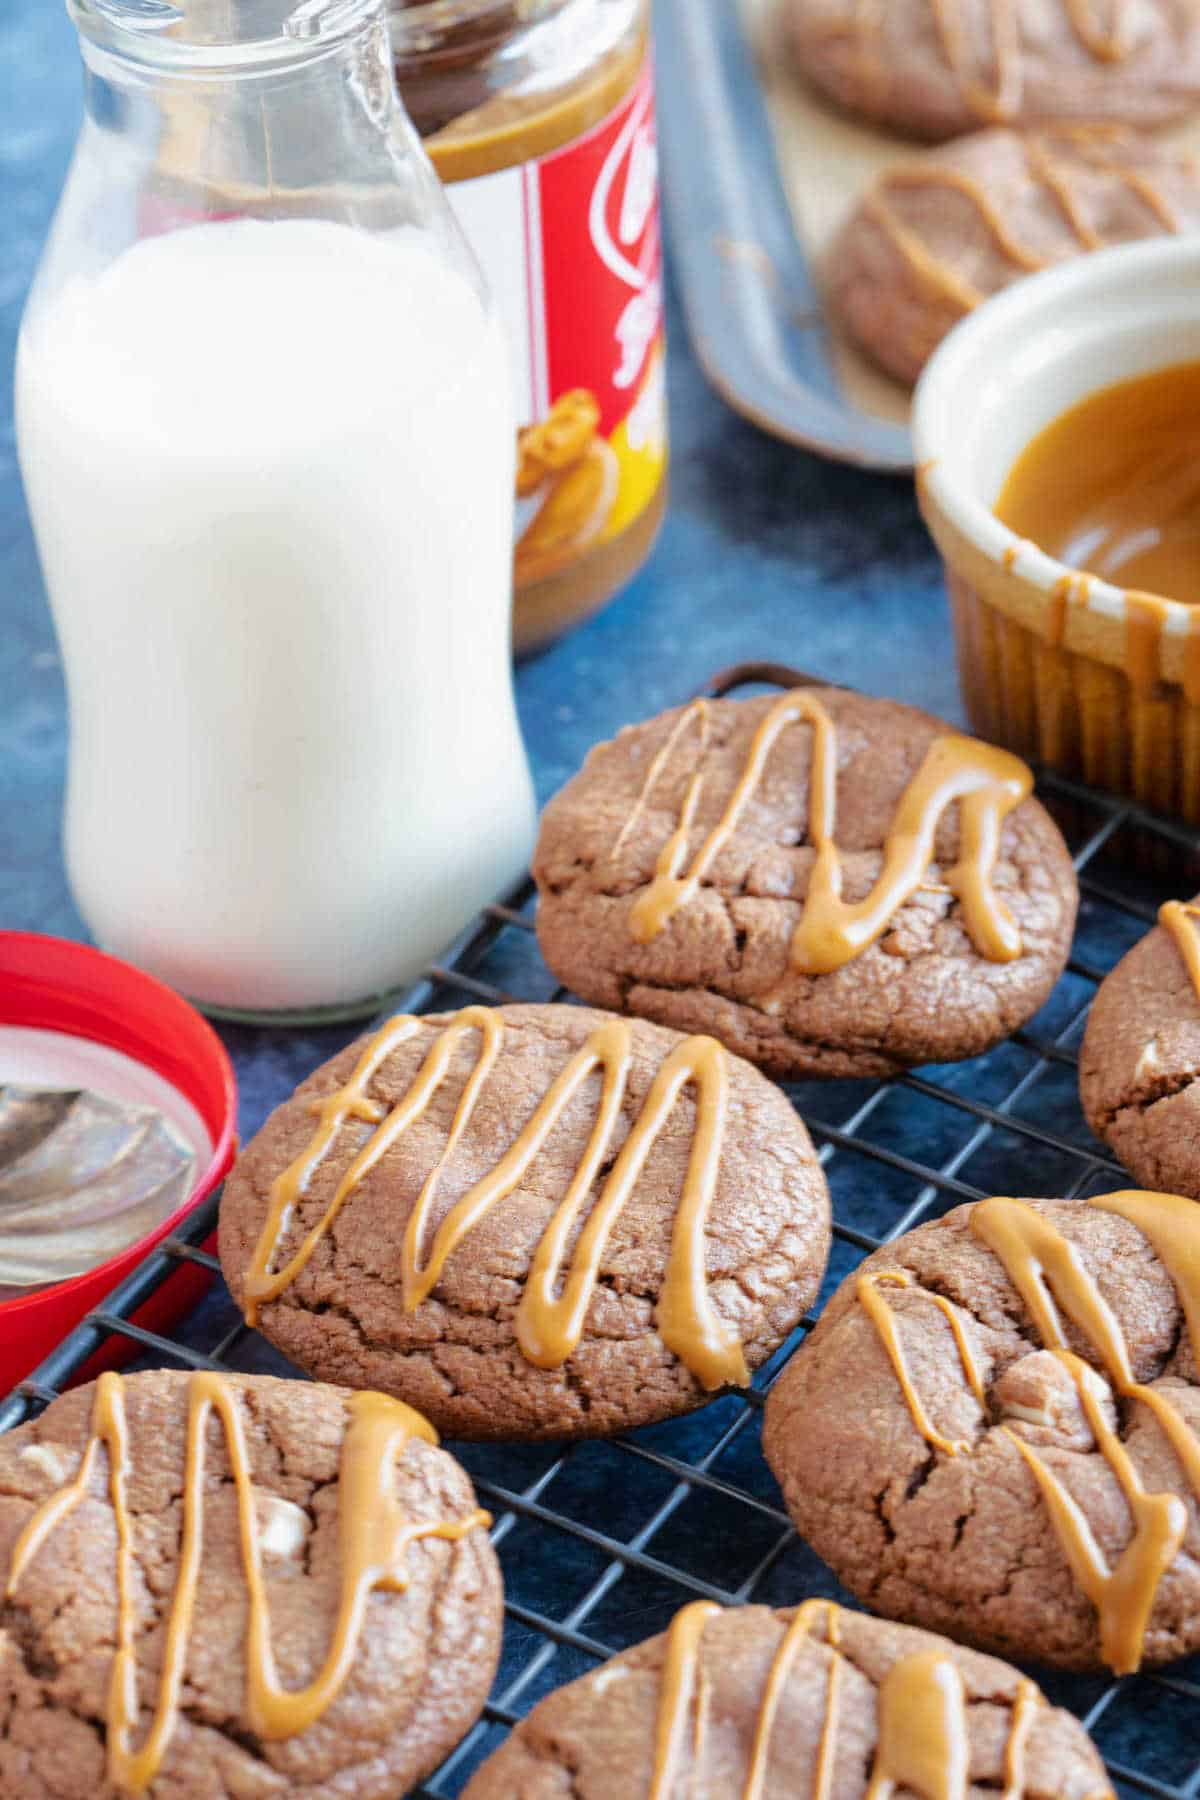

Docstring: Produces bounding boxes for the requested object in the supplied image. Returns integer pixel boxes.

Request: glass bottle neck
[73,0,423,232]
[57,0,482,302]
[71,0,388,80]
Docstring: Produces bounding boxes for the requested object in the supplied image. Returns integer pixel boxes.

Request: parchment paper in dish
[738,0,1200,431]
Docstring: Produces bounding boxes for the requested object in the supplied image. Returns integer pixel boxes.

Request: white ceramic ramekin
[913,237,1200,822]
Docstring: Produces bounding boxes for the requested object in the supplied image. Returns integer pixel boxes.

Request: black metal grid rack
[4,662,1200,1799]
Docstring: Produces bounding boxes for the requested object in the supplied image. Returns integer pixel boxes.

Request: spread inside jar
[394,0,642,174]
[994,361,1200,604]
[0,1084,196,1292]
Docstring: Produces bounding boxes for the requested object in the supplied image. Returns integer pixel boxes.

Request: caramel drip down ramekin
[911,237,1200,828]
[923,494,1200,824]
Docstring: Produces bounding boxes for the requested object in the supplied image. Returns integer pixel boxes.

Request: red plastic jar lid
[0,933,237,1391]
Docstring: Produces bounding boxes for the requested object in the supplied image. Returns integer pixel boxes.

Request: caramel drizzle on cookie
[863,130,1182,321]
[857,1270,987,1454]
[1160,899,1200,999]
[858,1191,1200,1672]
[851,0,1134,127]
[4,1372,488,1796]
[650,1597,1038,1798]
[242,1006,750,1391]
[620,690,1031,976]
[928,0,1023,123]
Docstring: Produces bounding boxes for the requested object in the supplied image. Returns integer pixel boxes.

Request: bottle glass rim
[69,0,386,75]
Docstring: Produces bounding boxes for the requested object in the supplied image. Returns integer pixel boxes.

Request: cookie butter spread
[0,1085,194,1292]
[995,361,1200,606]
[1160,896,1200,993]
[392,0,667,653]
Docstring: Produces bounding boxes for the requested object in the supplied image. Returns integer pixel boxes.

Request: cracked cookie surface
[460,1600,1112,1797]
[532,689,1076,1080]
[1080,900,1200,1198]
[787,0,1200,141]
[0,1369,500,1799]
[763,1194,1200,1671]
[219,1004,830,1439]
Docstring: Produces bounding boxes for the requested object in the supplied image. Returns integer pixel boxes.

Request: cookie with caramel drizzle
[765,1189,1200,1672]
[831,124,1200,386]
[460,1598,1113,1798]
[534,687,1077,1080]
[1082,891,1200,1199]
[789,0,1200,141]
[218,1003,830,1440]
[0,1369,499,1799]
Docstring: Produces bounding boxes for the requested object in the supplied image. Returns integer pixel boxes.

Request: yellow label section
[604,341,668,544]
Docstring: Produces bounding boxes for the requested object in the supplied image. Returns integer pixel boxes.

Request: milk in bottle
[18,0,535,1017]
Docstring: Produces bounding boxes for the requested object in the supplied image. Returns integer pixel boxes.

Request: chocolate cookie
[532,688,1077,1079]
[461,1598,1113,1798]
[1081,896,1200,1196]
[789,0,1200,140]
[0,1368,500,1799]
[831,126,1200,386]
[764,1190,1200,1672]
[219,1003,830,1439]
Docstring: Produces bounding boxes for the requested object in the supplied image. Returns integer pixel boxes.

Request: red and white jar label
[444,58,667,590]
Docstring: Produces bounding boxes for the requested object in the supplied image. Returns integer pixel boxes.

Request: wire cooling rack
[4,661,1200,1799]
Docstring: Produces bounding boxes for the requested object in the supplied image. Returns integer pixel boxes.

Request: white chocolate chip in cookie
[19,1443,69,1485]
[254,1492,310,1560]
[995,1350,1115,1450]
[1134,1038,1162,1081]
[590,1664,630,1695]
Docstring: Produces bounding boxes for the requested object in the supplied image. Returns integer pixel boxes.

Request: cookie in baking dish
[764,1189,1200,1672]
[219,1002,831,1439]
[788,0,1200,141]
[0,1368,500,1799]
[831,126,1200,386]
[1081,894,1200,1197]
[461,1598,1113,1798]
[533,686,1077,1079]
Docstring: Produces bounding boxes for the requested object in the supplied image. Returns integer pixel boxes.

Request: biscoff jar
[392,0,668,655]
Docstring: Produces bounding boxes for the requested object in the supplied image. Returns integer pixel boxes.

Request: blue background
[1,0,953,1140]
[14,13,1180,1800]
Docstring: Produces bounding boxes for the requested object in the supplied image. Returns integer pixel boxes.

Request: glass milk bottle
[17,0,536,1020]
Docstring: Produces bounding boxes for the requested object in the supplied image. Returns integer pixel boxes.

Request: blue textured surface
[17,9,1183,1800]
[1,1,952,1149]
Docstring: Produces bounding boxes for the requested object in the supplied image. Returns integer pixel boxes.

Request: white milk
[17,218,536,1012]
